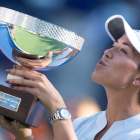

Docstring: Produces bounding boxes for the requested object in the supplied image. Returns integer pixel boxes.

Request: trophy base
[0,84,45,128]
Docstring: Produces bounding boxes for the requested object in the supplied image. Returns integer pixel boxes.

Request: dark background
[0,0,140,139]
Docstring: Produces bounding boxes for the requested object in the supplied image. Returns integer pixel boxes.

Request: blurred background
[0,0,140,139]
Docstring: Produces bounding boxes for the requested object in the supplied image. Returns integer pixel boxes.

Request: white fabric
[73,111,140,140]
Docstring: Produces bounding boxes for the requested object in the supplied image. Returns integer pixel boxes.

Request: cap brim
[105,15,140,53]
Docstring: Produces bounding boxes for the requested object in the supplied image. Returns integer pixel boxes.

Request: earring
[133,81,136,84]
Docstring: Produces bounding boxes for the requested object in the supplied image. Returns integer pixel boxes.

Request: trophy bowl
[0,7,84,127]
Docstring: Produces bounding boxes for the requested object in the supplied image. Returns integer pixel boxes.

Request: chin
[91,71,100,83]
[91,70,107,86]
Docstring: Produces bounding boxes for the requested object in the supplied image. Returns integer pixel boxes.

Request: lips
[97,59,106,66]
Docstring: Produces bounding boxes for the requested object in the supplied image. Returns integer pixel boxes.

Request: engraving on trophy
[0,91,21,112]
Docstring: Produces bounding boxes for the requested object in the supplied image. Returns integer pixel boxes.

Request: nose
[103,49,113,59]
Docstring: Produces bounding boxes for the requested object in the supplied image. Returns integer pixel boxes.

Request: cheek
[91,59,137,86]
[91,68,110,84]
[114,60,137,78]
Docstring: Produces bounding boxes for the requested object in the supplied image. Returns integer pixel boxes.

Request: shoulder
[73,111,105,132]
[126,128,140,140]
[120,131,140,140]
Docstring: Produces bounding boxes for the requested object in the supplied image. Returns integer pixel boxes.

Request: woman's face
[92,34,140,88]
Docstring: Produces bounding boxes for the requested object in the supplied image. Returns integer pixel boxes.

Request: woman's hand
[5,65,78,140]
[5,65,66,115]
[17,52,53,68]
[0,115,33,140]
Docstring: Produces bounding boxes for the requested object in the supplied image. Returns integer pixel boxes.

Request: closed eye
[110,45,127,55]
[121,49,127,55]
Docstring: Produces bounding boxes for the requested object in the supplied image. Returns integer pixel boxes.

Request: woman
[1,15,140,140]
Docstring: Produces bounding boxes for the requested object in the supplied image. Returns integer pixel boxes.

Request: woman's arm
[5,65,78,140]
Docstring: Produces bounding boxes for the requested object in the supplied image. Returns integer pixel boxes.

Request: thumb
[45,52,53,58]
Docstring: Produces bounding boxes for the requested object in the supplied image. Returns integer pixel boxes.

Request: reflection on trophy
[0,7,84,127]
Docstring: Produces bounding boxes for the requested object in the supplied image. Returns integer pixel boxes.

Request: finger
[13,65,31,71]
[14,120,30,129]
[17,58,44,68]
[13,65,34,80]
[6,69,42,81]
[22,59,51,68]
[12,85,39,97]
[45,52,53,57]
[5,79,38,88]
[13,65,39,75]
[0,115,11,128]
[18,57,52,68]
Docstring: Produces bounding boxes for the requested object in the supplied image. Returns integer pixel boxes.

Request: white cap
[105,15,140,53]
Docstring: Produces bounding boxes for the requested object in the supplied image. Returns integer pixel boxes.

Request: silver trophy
[0,7,84,70]
[0,7,84,127]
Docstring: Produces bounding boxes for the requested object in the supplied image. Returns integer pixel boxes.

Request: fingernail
[0,115,3,120]
[15,56,21,62]
[5,69,12,73]
[15,56,20,61]
[14,120,19,125]
[15,56,18,59]
[13,65,17,69]
[10,85,14,88]
[5,80,10,83]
